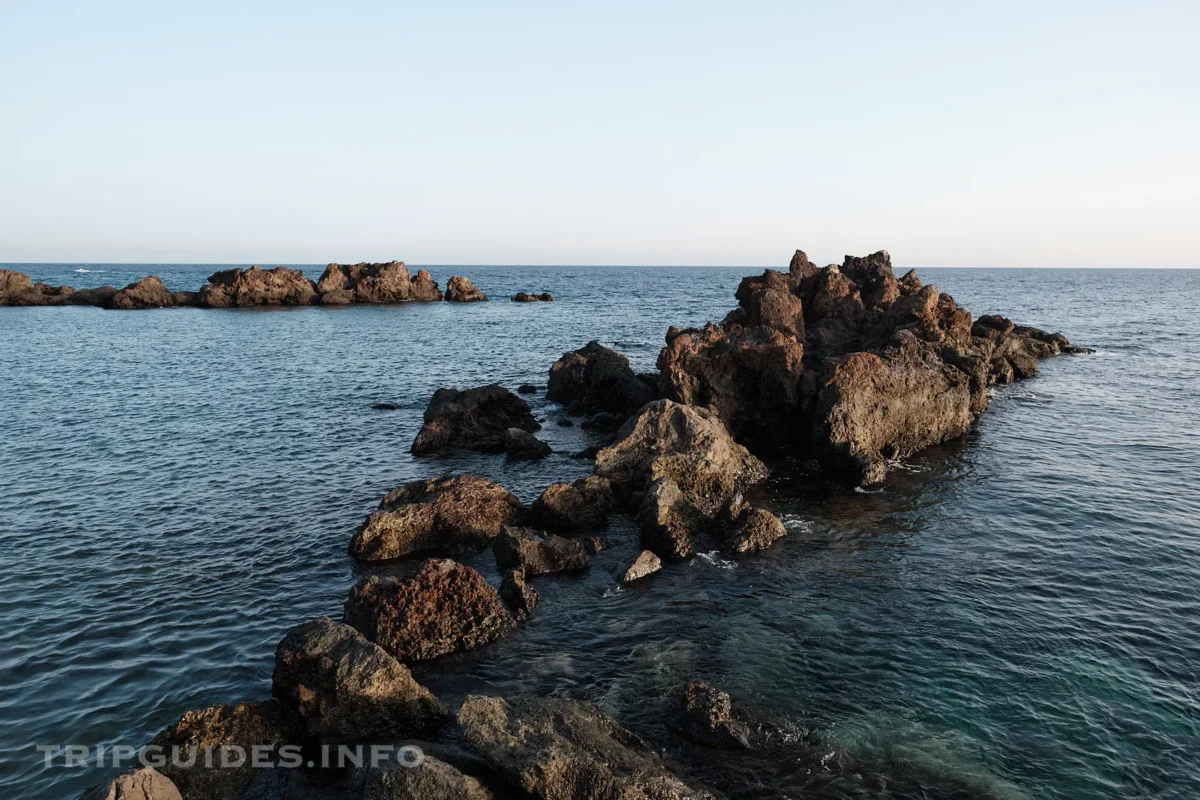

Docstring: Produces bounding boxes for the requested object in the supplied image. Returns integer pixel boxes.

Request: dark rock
[445,276,488,302]
[503,428,551,460]
[581,411,625,432]
[171,291,199,307]
[272,617,448,742]
[556,418,574,427]
[150,701,301,800]
[457,695,709,800]
[71,285,120,306]
[669,682,751,749]
[344,560,515,662]
[721,497,787,553]
[516,384,538,394]
[582,536,608,554]
[493,526,589,575]
[315,261,442,303]
[623,550,662,583]
[108,276,176,309]
[499,567,538,618]
[788,249,818,281]
[511,291,553,302]
[198,267,317,307]
[0,272,76,306]
[531,475,614,530]
[358,757,494,800]
[80,768,182,800]
[370,402,399,410]
[0,269,35,305]
[350,475,526,561]
[547,341,657,416]
[410,384,540,455]
[571,445,601,460]
[638,478,703,560]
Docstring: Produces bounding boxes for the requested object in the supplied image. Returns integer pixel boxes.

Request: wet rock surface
[350,475,527,561]
[493,526,589,575]
[623,549,662,582]
[669,682,751,750]
[343,560,515,662]
[499,566,539,617]
[457,695,710,800]
[411,384,540,455]
[547,340,657,417]
[272,617,448,742]
[503,427,551,460]
[357,757,495,800]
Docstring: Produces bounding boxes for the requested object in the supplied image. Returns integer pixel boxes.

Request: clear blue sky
[1,1,1196,267]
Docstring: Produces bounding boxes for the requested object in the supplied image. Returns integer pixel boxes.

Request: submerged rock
[343,560,514,662]
[410,384,540,455]
[445,276,488,302]
[669,682,751,749]
[531,475,615,530]
[198,266,317,307]
[457,695,709,800]
[503,427,551,460]
[272,617,448,742]
[149,701,300,800]
[547,340,657,417]
[350,474,527,561]
[109,276,177,309]
[623,550,662,583]
[493,526,589,575]
[80,768,182,800]
[315,261,442,303]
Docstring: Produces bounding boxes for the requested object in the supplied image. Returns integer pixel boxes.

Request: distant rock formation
[445,275,488,302]
[512,291,553,302]
[315,261,443,304]
[198,267,318,307]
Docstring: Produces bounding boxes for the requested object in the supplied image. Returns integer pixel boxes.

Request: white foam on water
[74,268,106,273]
[694,550,737,569]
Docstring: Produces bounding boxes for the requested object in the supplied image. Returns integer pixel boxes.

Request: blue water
[1,264,1197,799]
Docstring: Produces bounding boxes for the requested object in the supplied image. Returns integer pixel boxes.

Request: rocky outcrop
[410,384,540,455]
[504,428,551,460]
[457,695,709,800]
[511,292,553,302]
[316,261,443,304]
[547,341,657,417]
[493,526,589,575]
[669,682,751,750]
[350,474,527,561]
[0,269,35,304]
[80,768,182,800]
[109,276,176,309]
[272,617,448,742]
[721,497,787,553]
[445,276,488,302]
[149,701,300,800]
[0,271,78,306]
[499,567,539,617]
[358,758,494,800]
[638,478,704,560]
[623,550,662,583]
[344,560,514,662]
[198,267,317,307]
[531,475,615,530]
[74,285,121,306]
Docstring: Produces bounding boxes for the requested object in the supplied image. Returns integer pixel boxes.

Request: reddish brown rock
[410,269,442,302]
[350,474,527,561]
[343,560,515,662]
[411,384,540,455]
[80,768,182,800]
[109,276,176,309]
[531,475,614,530]
[315,261,442,303]
[722,497,787,553]
[198,266,317,307]
[358,757,495,800]
[445,275,488,302]
[0,269,34,304]
[504,427,551,460]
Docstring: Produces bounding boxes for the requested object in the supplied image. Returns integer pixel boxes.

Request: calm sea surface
[1,265,1197,799]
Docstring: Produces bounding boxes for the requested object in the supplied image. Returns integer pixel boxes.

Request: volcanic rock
[445,276,488,302]
[531,475,615,530]
[272,617,448,742]
[499,567,538,618]
[547,341,657,416]
[721,497,787,553]
[0,269,35,304]
[504,428,551,460]
[511,291,553,302]
[315,261,442,304]
[623,550,662,583]
[638,478,704,560]
[343,560,514,662]
[108,276,176,309]
[493,526,589,576]
[457,695,708,800]
[410,384,540,455]
[80,768,182,800]
[350,474,527,561]
[198,267,317,307]
[669,682,751,750]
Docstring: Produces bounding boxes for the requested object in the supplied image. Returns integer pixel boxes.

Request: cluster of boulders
[0,263,500,309]
[511,291,553,302]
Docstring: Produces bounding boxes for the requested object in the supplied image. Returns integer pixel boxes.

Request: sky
[1,1,1196,267]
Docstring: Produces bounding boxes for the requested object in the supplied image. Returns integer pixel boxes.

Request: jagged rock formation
[350,474,527,561]
[343,560,515,662]
[109,276,178,309]
[198,267,318,307]
[410,384,541,455]
[547,341,657,417]
[493,526,589,575]
[669,682,752,749]
[659,249,1089,482]
[503,427,551,459]
[445,275,488,302]
[315,261,443,303]
[623,550,662,582]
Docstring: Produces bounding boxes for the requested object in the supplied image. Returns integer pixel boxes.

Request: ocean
[1,264,1197,799]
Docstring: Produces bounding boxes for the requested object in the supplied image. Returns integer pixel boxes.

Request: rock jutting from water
[315,261,443,303]
[410,384,541,455]
[547,340,658,418]
[445,275,488,302]
[511,291,553,302]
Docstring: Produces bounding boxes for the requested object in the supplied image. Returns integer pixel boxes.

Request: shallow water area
[1,265,1198,799]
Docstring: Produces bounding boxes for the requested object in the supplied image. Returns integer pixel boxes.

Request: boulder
[547,341,657,416]
[511,291,553,302]
[638,478,703,560]
[623,550,662,583]
[445,276,488,302]
[410,384,540,455]
[358,757,494,800]
[457,695,708,800]
[198,267,317,307]
[516,384,538,394]
[72,285,120,306]
[149,701,301,800]
[669,682,751,750]
[788,249,818,281]
[410,270,443,302]
[315,261,442,303]
[721,498,787,553]
[0,269,35,304]
[343,560,514,662]
[499,567,538,617]
[531,475,615,530]
[594,400,768,513]
[504,428,551,460]
[493,526,589,575]
[80,768,182,800]
[729,268,805,338]
[350,475,527,561]
[109,276,176,309]
[272,617,448,742]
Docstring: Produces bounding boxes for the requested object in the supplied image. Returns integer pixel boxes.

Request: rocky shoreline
[78,250,1090,800]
